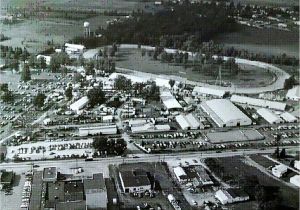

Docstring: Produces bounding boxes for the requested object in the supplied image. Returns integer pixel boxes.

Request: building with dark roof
[84,173,107,209]
[119,169,151,193]
[42,167,58,182]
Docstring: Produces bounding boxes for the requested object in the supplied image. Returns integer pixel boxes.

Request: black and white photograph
[0,0,299,209]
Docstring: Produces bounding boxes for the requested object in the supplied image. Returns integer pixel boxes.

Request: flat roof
[84,173,106,191]
[257,108,282,124]
[43,167,57,179]
[55,200,86,210]
[119,169,150,188]
[193,86,226,97]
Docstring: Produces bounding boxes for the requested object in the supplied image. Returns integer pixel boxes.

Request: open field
[0,15,116,53]
[0,0,145,12]
[214,26,299,57]
[116,48,276,87]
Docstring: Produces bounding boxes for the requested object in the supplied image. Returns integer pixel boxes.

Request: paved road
[1,146,297,173]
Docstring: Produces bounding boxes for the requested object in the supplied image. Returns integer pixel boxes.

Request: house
[119,169,151,193]
[215,188,249,204]
[42,167,57,182]
[36,55,51,65]
[272,164,288,178]
[290,175,300,187]
[0,170,14,189]
[160,89,183,111]
[84,173,107,209]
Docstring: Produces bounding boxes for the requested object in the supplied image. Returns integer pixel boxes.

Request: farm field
[214,26,299,57]
[116,48,276,87]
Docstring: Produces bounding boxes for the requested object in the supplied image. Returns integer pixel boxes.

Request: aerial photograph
[0,0,299,209]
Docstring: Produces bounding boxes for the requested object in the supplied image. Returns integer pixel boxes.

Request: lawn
[116,48,276,88]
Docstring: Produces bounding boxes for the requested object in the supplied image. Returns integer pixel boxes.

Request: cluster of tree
[28,55,47,70]
[72,1,238,49]
[87,87,105,107]
[49,52,70,73]
[0,33,10,42]
[138,81,160,101]
[65,85,73,101]
[160,51,189,64]
[33,93,46,108]
[222,47,299,66]
[0,83,14,103]
[21,64,31,82]
[274,147,287,159]
[114,75,132,91]
[0,45,30,70]
[92,136,127,156]
[283,76,298,90]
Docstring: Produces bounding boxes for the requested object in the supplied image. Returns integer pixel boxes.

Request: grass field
[116,48,276,87]
[214,25,299,57]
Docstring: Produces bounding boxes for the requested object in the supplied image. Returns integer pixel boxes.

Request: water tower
[84,21,90,37]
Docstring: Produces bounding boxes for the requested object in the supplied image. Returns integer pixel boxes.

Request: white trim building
[290,175,300,187]
[215,189,249,205]
[173,166,188,183]
[70,96,89,114]
[200,99,252,127]
[79,124,117,136]
[231,95,286,111]
[257,108,283,124]
[280,112,298,123]
[119,170,151,193]
[175,113,201,130]
[286,86,300,101]
[192,86,227,98]
[272,164,288,178]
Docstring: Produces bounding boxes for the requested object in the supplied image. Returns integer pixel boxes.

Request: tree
[169,79,175,88]
[284,76,297,90]
[65,86,73,101]
[33,93,46,108]
[280,148,286,159]
[114,75,132,91]
[87,87,105,107]
[1,90,14,103]
[0,83,8,92]
[85,61,95,75]
[73,73,83,83]
[92,136,126,156]
[28,55,36,68]
[38,57,47,70]
[255,185,281,210]
[21,64,31,81]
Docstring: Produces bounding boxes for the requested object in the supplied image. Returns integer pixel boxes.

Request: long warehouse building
[257,108,283,124]
[200,99,252,127]
[231,95,286,111]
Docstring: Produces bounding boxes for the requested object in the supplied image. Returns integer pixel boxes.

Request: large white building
[215,189,249,205]
[231,95,286,111]
[173,166,188,183]
[280,112,298,123]
[78,124,117,136]
[200,99,252,127]
[286,86,300,101]
[70,96,89,114]
[160,89,183,111]
[175,113,201,130]
[257,108,283,124]
[65,43,85,57]
[192,86,227,98]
